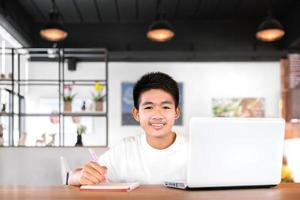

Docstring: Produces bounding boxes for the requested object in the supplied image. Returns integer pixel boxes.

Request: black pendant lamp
[256,11,285,42]
[147,0,174,42]
[40,0,68,42]
[147,19,175,42]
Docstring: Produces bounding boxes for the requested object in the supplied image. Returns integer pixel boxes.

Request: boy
[68,72,187,185]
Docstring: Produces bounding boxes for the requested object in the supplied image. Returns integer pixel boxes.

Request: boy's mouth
[149,122,165,130]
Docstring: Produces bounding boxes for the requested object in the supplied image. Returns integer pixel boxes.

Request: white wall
[108,62,281,145]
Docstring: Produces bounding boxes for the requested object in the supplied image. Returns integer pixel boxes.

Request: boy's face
[132,89,180,140]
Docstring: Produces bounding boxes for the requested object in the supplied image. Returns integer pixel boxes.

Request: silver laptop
[165,117,285,189]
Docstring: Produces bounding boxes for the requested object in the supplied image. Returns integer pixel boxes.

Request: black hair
[133,72,179,109]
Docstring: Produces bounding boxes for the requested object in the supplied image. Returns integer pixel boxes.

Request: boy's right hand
[79,161,107,185]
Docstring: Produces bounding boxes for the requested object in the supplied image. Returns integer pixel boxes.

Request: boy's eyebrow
[141,101,174,106]
[161,101,173,105]
[141,102,154,106]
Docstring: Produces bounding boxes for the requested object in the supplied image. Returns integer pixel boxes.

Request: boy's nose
[150,110,164,121]
[151,115,163,120]
[152,107,163,115]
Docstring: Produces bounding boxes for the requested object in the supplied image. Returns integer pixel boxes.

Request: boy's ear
[175,107,181,120]
[132,107,140,122]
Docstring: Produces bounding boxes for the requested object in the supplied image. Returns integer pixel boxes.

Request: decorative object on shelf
[46,133,56,147]
[95,101,103,112]
[64,101,72,112]
[50,111,59,124]
[18,132,27,146]
[63,83,76,112]
[81,101,86,111]
[0,123,4,146]
[75,124,87,147]
[91,81,105,112]
[35,133,56,147]
[0,74,12,80]
[1,103,6,112]
[35,133,46,146]
[0,73,13,80]
[281,156,294,183]
[72,116,81,124]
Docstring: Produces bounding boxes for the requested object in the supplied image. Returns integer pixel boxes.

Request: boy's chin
[147,130,172,138]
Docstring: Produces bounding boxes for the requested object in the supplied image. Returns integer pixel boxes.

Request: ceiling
[17,0,294,23]
[1,0,300,61]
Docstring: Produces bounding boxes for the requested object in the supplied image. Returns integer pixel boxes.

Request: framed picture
[212,98,265,118]
[121,82,184,125]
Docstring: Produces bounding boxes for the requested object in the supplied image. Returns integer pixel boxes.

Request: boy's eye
[144,106,152,110]
[163,106,171,109]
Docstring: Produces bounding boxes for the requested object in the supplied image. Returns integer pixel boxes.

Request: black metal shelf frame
[0,48,109,147]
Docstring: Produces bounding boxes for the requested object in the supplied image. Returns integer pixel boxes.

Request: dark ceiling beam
[212,0,221,20]
[28,50,283,62]
[282,2,300,50]
[54,1,65,23]
[114,0,120,22]
[234,0,242,19]
[72,0,83,22]
[0,0,34,46]
[192,0,202,19]
[30,0,46,22]
[108,50,284,62]
[135,0,139,20]
[94,0,103,22]
[173,0,180,19]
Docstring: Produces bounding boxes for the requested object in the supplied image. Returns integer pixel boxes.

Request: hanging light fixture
[256,9,285,42]
[40,0,68,42]
[147,19,175,42]
[147,0,174,42]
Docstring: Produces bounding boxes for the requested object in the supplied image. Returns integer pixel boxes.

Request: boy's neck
[146,132,176,150]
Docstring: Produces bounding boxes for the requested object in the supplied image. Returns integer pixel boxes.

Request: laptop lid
[187,117,285,188]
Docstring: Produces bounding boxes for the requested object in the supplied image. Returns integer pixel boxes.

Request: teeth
[151,123,164,129]
[151,123,163,126]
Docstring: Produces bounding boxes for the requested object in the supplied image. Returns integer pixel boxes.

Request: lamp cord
[156,0,166,20]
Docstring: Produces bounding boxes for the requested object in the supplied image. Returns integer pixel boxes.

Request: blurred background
[0,0,299,185]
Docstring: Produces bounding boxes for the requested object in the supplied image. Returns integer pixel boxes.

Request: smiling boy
[68,72,187,185]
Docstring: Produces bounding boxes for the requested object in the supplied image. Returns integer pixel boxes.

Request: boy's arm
[68,161,107,186]
[68,168,82,186]
[68,146,119,185]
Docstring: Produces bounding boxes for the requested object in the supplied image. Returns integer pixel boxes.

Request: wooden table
[0,184,299,200]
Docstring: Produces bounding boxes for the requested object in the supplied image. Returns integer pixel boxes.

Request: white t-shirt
[99,132,188,184]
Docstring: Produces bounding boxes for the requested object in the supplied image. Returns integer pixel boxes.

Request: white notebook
[80,182,140,192]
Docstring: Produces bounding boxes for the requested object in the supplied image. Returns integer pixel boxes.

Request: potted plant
[75,124,87,147]
[63,83,76,112]
[91,81,105,111]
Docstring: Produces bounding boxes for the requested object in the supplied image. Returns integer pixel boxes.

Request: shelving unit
[0,48,109,147]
